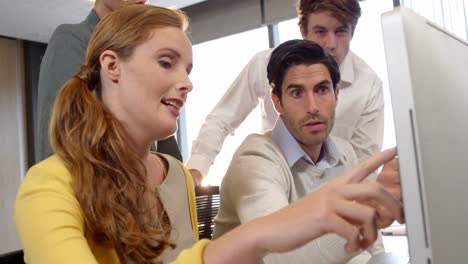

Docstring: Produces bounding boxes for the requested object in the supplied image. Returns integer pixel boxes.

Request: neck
[93,4,111,19]
[301,143,324,164]
[119,125,153,160]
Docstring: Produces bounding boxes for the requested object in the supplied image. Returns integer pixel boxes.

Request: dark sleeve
[35,25,88,163]
[156,136,182,161]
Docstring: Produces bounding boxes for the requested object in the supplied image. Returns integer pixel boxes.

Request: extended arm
[217,150,360,264]
[201,149,403,264]
[186,50,271,177]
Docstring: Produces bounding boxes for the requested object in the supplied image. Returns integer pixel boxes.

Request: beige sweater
[213,132,374,264]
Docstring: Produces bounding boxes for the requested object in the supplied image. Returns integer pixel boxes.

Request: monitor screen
[382,6,468,264]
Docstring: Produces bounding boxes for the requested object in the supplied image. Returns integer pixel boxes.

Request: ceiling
[0,0,206,43]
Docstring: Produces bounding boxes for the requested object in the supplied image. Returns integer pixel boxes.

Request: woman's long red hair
[49,5,189,263]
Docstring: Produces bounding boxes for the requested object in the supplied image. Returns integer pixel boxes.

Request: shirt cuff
[185,155,213,178]
[171,239,211,264]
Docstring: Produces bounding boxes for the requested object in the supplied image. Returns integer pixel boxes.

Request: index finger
[384,157,399,170]
[340,148,397,184]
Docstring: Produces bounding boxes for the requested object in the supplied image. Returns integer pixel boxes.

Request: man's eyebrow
[314,80,332,88]
[312,25,327,30]
[286,83,305,90]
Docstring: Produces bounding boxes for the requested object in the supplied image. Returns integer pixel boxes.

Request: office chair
[195,185,220,240]
[0,250,24,264]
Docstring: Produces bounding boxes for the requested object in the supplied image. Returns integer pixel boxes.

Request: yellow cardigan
[14,155,209,264]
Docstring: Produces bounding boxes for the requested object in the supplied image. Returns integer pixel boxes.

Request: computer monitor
[382,7,468,264]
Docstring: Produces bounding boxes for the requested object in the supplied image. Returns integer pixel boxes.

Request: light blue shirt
[271,118,343,169]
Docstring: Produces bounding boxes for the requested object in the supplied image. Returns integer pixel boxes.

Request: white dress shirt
[186,48,384,177]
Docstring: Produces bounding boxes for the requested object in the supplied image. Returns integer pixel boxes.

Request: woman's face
[102,27,193,145]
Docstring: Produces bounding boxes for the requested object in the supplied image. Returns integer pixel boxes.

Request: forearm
[204,220,265,264]
[187,52,268,177]
[187,105,257,177]
[263,233,357,264]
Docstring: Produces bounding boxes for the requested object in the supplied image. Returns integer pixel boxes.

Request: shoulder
[42,23,89,68]
[22,155,72,185]
[248,48,274,67]
[222,132,291,192]
[234,132,283,161]
[47,22,90,50]
[225,132,290,182]
[157,153,191,186]
[253,48,274,60]
[348,51,381,82]
[15,156,82,233]
[16,156,74,202]
[330,136,358,166]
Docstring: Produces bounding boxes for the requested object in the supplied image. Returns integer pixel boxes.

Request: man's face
[101,0,146,12]
[272,63,338,156]
[301,11,353,65]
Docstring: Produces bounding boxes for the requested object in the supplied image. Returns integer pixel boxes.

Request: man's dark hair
[267,39,340,100]
[297,0,362,35]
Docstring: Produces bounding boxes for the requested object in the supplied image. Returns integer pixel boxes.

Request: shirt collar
[86,9,100,30]
[271,118,343,169]
[338,51,354,89]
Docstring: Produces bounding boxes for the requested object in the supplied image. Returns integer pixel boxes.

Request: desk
[377,225,410,264]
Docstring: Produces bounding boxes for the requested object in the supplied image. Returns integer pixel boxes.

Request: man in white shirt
[213,39,395,264]
[187,0,383,184]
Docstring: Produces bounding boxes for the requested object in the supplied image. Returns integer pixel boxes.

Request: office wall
[23,41,47,165]
[183,0,297,44]
[0,36,27,254]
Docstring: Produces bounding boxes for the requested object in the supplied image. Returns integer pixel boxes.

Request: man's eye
[315,30,326,35]
[317,86,329,94]
[291,90,302,97]
[336,28,348,34]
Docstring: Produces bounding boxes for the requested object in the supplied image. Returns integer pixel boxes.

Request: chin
[157,124,177,140]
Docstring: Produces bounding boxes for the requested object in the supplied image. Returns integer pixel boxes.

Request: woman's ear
[99,50,121,83]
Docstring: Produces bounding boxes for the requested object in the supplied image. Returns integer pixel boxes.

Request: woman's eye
[159,59,173,69]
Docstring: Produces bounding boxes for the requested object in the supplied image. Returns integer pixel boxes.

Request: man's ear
[99,50,121,83]
[271,92,284,115]
[334,87,340,106]
[299,25,307,40]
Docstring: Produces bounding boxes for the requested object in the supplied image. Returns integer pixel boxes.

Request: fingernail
[345,244,352,254]
[345,243,358,254]
[360,239,369,249]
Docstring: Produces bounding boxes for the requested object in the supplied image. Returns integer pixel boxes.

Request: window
[402,0,468,41]
[185,27,269,186]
